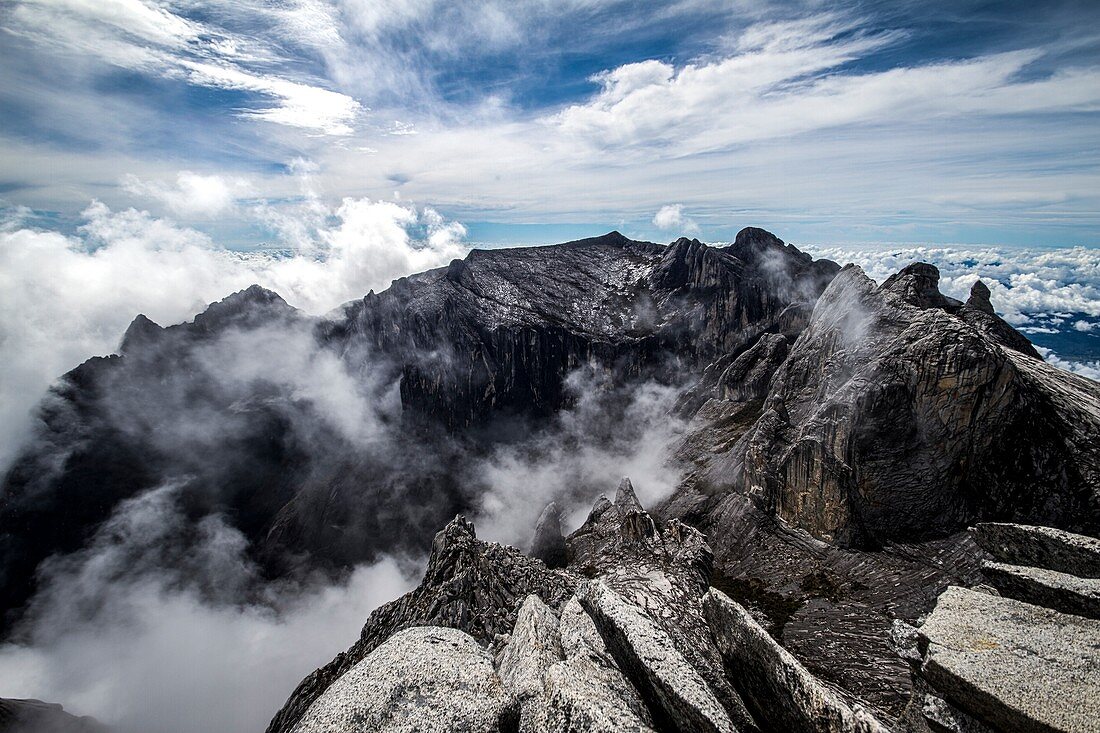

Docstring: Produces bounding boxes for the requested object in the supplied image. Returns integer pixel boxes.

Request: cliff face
[670,262,1100,549]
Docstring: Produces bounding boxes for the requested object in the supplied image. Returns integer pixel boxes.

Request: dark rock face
[530,503,568,569]
[673,263,1100,549]
[0,699,106,733]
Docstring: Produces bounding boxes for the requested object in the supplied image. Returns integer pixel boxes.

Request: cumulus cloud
[652,204,700,235]
[123,171,250,217]
[0,193,467,471]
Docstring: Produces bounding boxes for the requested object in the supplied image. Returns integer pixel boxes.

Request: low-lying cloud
[0,194,466,472]
[0,482,417,733]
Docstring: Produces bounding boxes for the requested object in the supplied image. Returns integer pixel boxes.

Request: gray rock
[291,627,515,733]
[971,523,1100,579]
[0,698,107,733]
[702,588,891,733]
[497,595,563,729]
[269,515,575,733]
[889,619,923,667]
[541,597,658,732]
[577,580,736,733]
[531,503,568,569]
[980,560,1100,618]
[902,677,995,733]
[614,478,644,513]
[916,585,1100,733]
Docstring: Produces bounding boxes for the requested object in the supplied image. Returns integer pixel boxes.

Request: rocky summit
[2,227,1099,731]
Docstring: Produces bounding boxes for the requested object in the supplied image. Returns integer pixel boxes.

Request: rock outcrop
[291,627,515,733]
[671,263,1100,550]
[898,525,1100,733]
[270,485,905,733]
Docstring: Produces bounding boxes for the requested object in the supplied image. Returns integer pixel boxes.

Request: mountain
[0,228,838,623]
[2,227,1099,728]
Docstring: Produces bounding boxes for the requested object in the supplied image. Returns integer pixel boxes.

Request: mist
[0,482,418,733]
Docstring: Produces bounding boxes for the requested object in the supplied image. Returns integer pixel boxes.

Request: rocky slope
[270,485,893,733]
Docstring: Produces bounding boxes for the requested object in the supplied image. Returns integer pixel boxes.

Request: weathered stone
[971,523,1100,579]
[980,560,1100,618]
[577,580,736,733]
[615,478,644,513]
[269,515,575,733]
[916,586,1100,733]
[497,595,563,730]
[702,588,891,733]
[902,677,995,733]
[531,503,568,569]
[541,597,658,732]
[291,627,515,733]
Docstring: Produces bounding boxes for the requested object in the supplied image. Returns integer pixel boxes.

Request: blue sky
[2,0,1100,247]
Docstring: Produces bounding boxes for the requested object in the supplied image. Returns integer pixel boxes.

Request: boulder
[970,523,1100,579]
[497,595,563,729]
[915,586,1100,733]
[702,588,890,733]
[291,627,515,733]
[980,561,1100,619]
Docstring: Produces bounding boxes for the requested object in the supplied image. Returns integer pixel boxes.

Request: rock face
[899,525,1100,733]
[672,263,1100,549]
[703,588,889,733]
[530,503,568,569]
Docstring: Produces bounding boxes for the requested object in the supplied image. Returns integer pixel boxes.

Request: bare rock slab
[291,627,514,733]
[577,580,736,733]
[971,523,1100,579]
[980,561,1100,619]
[702,588,890,733]
[917,586,1100,733]
[542,597,658,732]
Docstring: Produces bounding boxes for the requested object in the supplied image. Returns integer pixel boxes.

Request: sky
[1,0,1100,247]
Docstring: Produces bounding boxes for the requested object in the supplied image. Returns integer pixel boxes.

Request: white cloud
[0,193,468,471]
[1034,346,1100,381]
[0,483,415,733]
[1074,320,1098,332]
[123,171,250,217]
[180,60,363,136]
[5,0,361,135]
[652,203,700,235]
